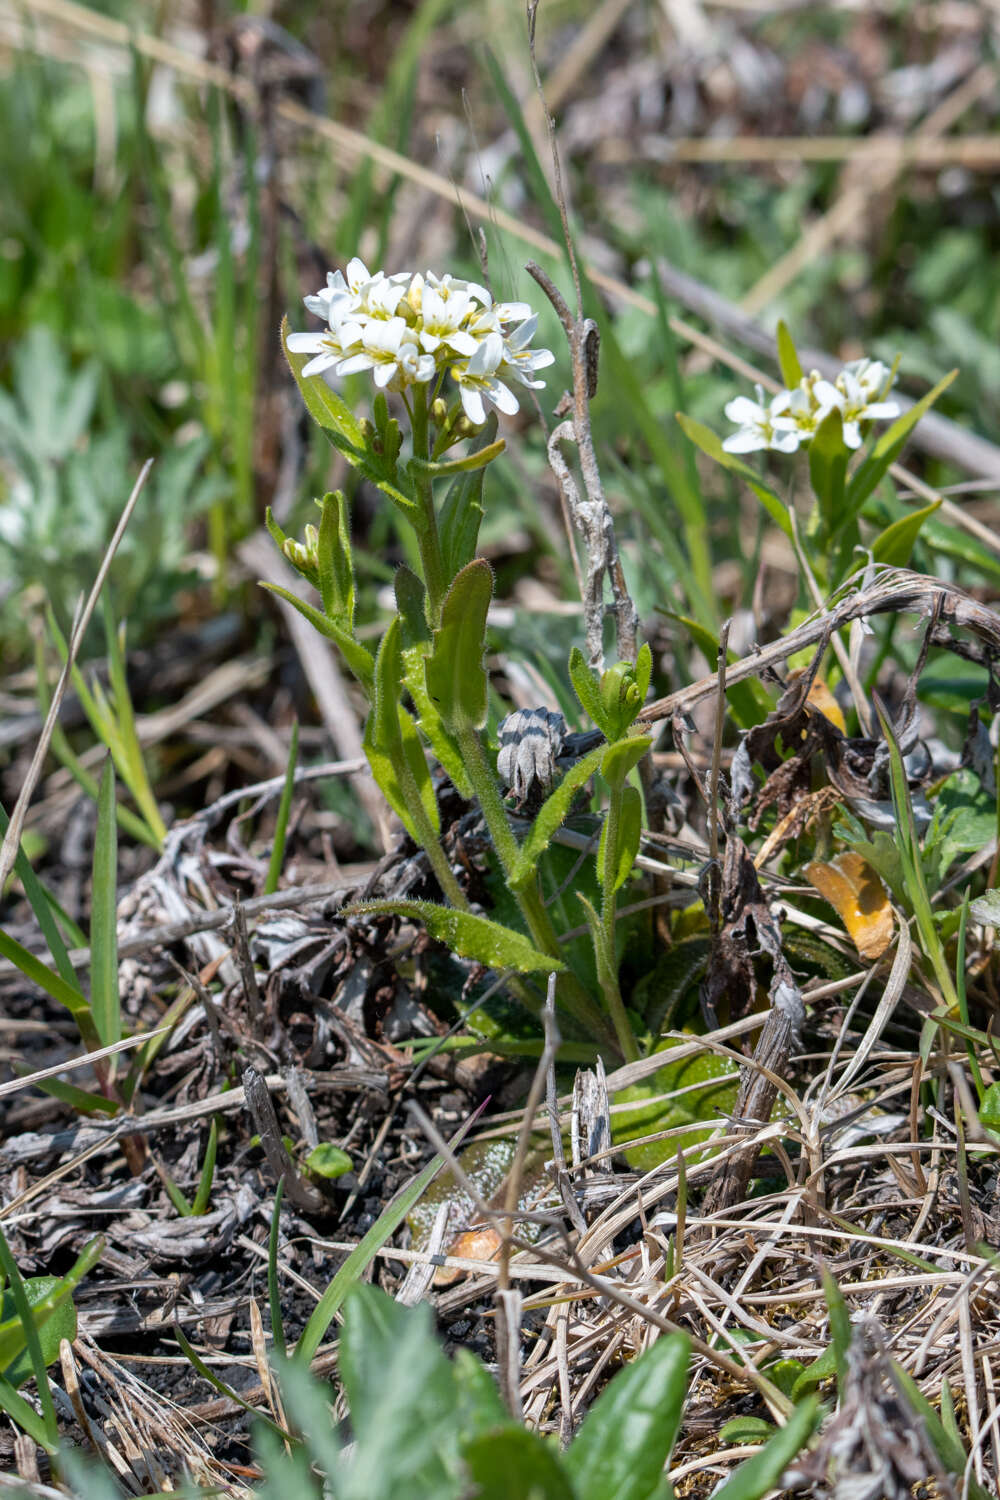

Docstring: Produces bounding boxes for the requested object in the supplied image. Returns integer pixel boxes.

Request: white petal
[444,330,480,357]
[372,362,396,388]
[335,352,376,376]
[770,430,801,453]
[286,332,327,353]
[842,422,862,449]
[722,430,768,453]
[488,378,520,416]
[460,386,486,425]
[724,396,764,424]
[863,401,899,421]
[301,352,341,378]
[812,380,843,409]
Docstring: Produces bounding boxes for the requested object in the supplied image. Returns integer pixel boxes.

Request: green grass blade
[264,720,299,896]
[102,599,166,848]
[0,802,80,991]
[191,1118,219,1216]
[0,927,101,1053]
[295,1107,483,1364]
[90,760,121,1047]
[0,1225,58,1447]
[173,1324,292,1441]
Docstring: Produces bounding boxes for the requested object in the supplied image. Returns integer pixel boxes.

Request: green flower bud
[599,661,641,740]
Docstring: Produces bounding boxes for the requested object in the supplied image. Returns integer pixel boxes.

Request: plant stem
[600,782,640,1062]
[409,386,447,626]
[394,747,468,910]
[457,723,617,1049]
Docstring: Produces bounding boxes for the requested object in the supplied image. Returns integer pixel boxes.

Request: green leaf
[577,892,615,992]
[305,1143,353,1180]
[844,369,958,518]
[264,719,299,897]
[511,742,610,889]
[10,1066,118,1116]
[340,1287,466,1500]
[403,646,472,799]
[410,439,505,479]
[599,784,642,894]
[776,323,803,388]
[564,1332,689,1500]
[347,899,564,976]
[0,1278,76,1388]
[790,1344,838,1399]
[719,1417,774,1445]
[365,703,441,842]
[0,802,81,993]
[281,318,365,447]
[191,1117,219,1216]
[464,1428,575,1500]
[601,735,652,789]
[820,1263,851,1391]
[365,622,440,841]
[317,491,355,628]
[268,1181,286,1361]
[978,1081,1000,1131]
[4,935,103,1063]
[424,559,493,734]
[892,1364,992,1500]
[871,499,941,567]
[452,1348,510,1435]
[709,1398,820,1500]
[809,405,848,536]
[675,413,793,541]
[569,646,606,730]
[438,425,495,579]
[395,565,431,649]
[282,320,418,518]
[90,760,121,1048]
[259,582,374,694]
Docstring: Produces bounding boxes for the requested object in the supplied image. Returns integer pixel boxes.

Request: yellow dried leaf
[806,676,846,733]
[805,852,893,960]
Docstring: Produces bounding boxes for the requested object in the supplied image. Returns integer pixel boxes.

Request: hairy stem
[599,782,639,1062]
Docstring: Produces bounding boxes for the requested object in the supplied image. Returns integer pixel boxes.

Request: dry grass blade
[0,1027,168,1101]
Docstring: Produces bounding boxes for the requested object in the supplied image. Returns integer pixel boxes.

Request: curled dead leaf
[805,851,893,960]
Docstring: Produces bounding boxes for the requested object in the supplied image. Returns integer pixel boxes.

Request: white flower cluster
[722,360,900,456]
[287,259,556,427]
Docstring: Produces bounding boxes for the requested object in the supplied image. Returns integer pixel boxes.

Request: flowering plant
[268,260,653,1061]
[678,323,956,589]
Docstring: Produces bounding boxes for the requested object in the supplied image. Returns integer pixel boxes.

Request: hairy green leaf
[424,559,493,734]
[347,899,564,975]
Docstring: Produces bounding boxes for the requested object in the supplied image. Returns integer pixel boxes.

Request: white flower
[291,263,555,411]
[500,314,556,389]
[336,317,435,389]
[722,384,800,454]
[453,333,521,426]
[416,286,481,358]
[814,362,900,450]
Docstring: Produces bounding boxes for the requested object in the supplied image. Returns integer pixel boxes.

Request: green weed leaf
[844,369,958,518]
[776,323,803,387]
[424,559,493,734]
[709,1398,820,1500]
[564,1332,689,1500]
[599,784,642,894]
[347,899,564,976]
[464,1429,574,1500]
